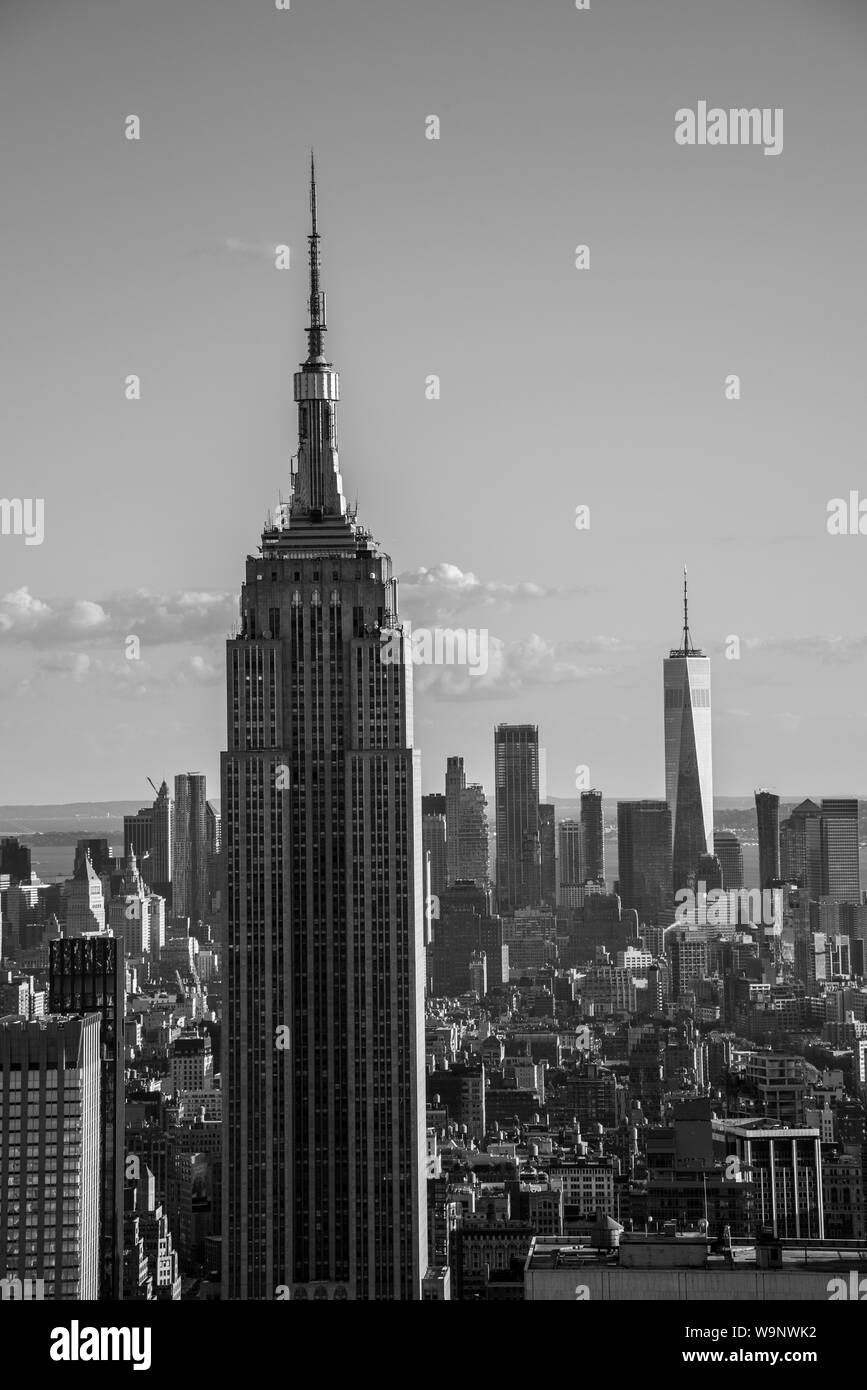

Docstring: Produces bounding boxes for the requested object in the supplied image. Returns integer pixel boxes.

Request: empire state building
[222,161,427,1300]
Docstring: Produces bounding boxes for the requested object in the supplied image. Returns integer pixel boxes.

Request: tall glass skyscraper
[820,798,861,904]
[616,800,673,924]
[663,570,713,890]
[755,788,781,888]
[173,772,208,929]
[580,788,605,884]
[222,162,427,1301]
[494,724,541,912]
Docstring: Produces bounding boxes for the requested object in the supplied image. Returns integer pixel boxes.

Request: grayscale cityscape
[1,0,866,1365]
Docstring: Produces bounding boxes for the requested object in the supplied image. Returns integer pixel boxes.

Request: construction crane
[146,777,160,797]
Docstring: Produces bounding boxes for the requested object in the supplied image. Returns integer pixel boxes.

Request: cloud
[412,632,616,701]
[0,587,235,649]
[397,563,562,620]
[34,651,92,680]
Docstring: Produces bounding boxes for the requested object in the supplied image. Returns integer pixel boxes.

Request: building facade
[664,572,713,891]
[222,164,427,1301]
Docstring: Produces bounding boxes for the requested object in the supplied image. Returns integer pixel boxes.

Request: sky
[1,0,866,804]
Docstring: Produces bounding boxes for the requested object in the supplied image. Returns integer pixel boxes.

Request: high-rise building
[48,935,125,1300]
[421,795,448,902]
[713,830,744,890]
[755,789,781,888]
[494,724,541,913]
[63,851,106,935]
[428,883,508,994]
[663,570,713,890]
[222,163,427,1301]
[124,807,153,868]
[780,799,823,896]
[616,800,672,924]
[0,1014,102,1300]
[444,758,489,887]
[107,850,164,958]
[459,784,489,887]
[581,789,604,884]
[173,773,208,930]
[445,756,464,886]
[557,820,583,908]
[150,779,173,897]
[820,799,861,904]
[0,837,31,882]
[539,803,556,908]
[73,839,112,879]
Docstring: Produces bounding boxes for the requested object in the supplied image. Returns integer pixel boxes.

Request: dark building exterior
[124,808,153,874]
[495,724,541,913]
[0,1014,102,1300]
[422,795,448,902]
[713,830,743,890]
[173,772,208,930]
[755,789,781,889]
[616,800,672,924]
[581,788,604,883]
[0,837,31,882]
[222,164,427,1301]
[428,882,508,994]
[445,756,464,887]
[780,799,823,896]
[539,803,556,908]
[73,838,112,878]
[820,798,860,904]
[48,935,125,1300]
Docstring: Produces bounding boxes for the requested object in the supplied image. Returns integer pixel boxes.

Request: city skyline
[2,0,867,1325]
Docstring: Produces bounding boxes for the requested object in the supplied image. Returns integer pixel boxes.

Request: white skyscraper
[664,569,713,891]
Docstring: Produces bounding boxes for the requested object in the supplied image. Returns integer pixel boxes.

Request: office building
[539,803,556,908]
[48,935,125,1300]
[713,1118,824,1239]
[581,789,604,884]
[820,799,860,905]
[62,852,106,936]
[421,795,448,902]
[664,571,713,890]
[557,820,583,908]
[494,724,541,913]
[616,801,672,924]
[222,164,427,1300]
[755,789,781,888]
[173,773,208,930]
[780,800,823,896]
[150,780,173,897]
[444,759,489,888]
[713,830,743,890]
[445,757,464,887]
[459,784,489,887]
[0,1014,101,1300]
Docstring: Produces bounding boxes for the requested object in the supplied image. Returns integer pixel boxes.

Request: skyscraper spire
[671,565,702,658]
[289,156,347,524]
[306,149,326,363]
[682,564,691,651]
